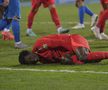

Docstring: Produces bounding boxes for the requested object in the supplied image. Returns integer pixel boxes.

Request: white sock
[27,28,32,33]
[15,41,21,45]
[3,28,10,32]
[57,27,62,32]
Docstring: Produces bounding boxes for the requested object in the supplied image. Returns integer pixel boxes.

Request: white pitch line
[0,67,108,74]
[21,21,90,25]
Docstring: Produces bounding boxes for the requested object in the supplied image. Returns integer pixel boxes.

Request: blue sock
[0,19,8,30]
[5,23,11,30]
[84,6,94,16]
[12,20,20,42]
[79,6,85,24]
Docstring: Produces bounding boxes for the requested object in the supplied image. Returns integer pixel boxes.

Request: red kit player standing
[92,0,108,40]
[26,0,69,37]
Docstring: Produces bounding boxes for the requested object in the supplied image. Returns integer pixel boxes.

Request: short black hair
[19,50,30,64]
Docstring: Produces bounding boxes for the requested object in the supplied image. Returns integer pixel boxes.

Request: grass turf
[0,3,108,90]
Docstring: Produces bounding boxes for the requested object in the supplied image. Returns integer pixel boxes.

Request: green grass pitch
[0,3,108,90]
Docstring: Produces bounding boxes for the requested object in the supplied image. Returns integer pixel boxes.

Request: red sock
[97,10,108,32]
[87,52,108,61]
[50,7,61,28]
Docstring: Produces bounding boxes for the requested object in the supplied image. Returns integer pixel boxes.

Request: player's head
[19,50,39,65]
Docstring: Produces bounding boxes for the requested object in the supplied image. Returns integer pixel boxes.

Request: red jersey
[100,0,108,4]
[32,34,90,64]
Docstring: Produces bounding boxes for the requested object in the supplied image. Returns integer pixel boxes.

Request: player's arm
[38,38,65,49]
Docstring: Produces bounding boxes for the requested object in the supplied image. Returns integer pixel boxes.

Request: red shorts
[76,0,84,2]
[31,0,55,8]
[100,0,108,4]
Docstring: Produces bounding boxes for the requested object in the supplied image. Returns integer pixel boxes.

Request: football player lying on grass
[19,34,108,65]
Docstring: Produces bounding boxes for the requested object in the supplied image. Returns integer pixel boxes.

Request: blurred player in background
[1,23,13,40]
[0,0,14,40]
[0,0,27,48]
[26,0,69,37]
[91,0,108,40]
[19,34,108,65]
[72,0,98,29]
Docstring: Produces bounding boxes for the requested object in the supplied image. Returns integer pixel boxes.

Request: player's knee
[48,4,56,10]
[31,8,38,12]
[6,18,12,24]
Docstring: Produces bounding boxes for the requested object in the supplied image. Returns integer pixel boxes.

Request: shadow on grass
[92,46,108,49]
[9,61,108,69]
